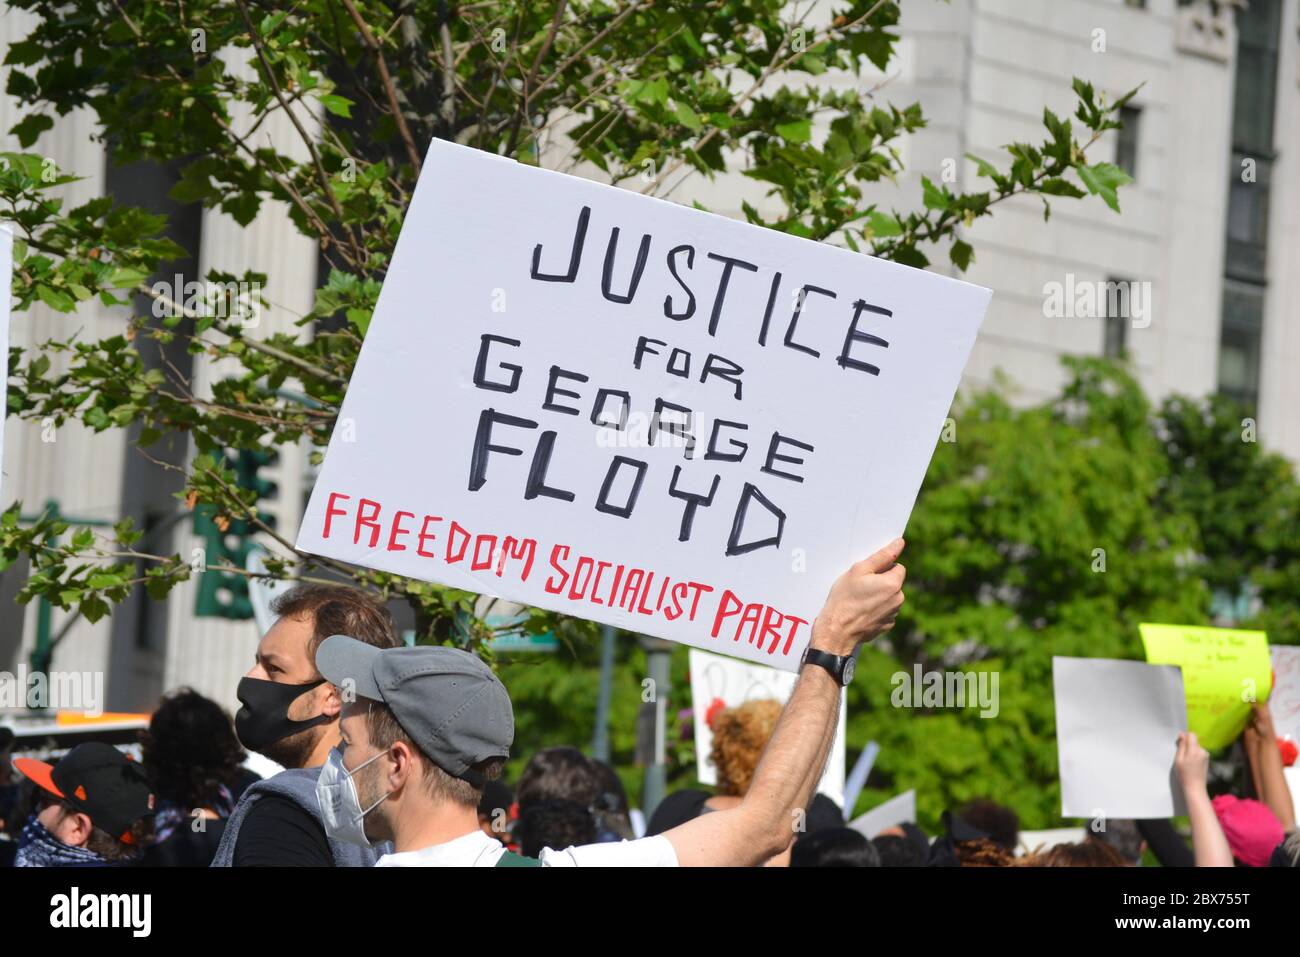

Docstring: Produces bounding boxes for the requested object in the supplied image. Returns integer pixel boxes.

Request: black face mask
[234,677,330,753]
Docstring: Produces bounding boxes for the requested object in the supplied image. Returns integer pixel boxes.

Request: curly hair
[140,687,245,811]
[955,837,1015,867]
[709,699,782,797]
[515,747,599,808]
[514,798,597,857]
[1015,840,1127,867]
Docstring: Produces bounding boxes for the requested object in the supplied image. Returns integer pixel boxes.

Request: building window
[1218,280,1265,410]
[1103,278,1131,359]
[1116,106,1141,179]
[1217,0,1282,415]
[1225,150,1271,282]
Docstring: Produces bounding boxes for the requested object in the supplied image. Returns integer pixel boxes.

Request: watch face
[842,657,856,685]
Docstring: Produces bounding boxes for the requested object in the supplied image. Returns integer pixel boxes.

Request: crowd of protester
[1,547,1297,868]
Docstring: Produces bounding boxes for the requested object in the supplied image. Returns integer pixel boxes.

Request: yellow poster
[1139,623,1271,752]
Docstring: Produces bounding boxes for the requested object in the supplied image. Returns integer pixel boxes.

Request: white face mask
[316,746,391,847]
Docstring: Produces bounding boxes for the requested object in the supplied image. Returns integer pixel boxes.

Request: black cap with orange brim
[15,742,154,844]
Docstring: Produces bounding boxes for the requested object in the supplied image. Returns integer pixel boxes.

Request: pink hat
[1211,795,1284,867]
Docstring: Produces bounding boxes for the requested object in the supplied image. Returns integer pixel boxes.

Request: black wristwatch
[801,646,855,687]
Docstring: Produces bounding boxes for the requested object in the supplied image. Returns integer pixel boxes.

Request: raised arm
[1245,702,1296,832]
[665,538,907,867]
[1175,731,1234,867]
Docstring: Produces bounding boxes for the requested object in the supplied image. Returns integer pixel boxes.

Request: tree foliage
[2,0,1138,641]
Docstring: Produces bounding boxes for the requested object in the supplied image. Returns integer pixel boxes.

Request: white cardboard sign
[1053,657,1188,819]
[688,647,845,805]
[848,789,916,838]
[0,224,11,497]
[1269,645,1300,746]
[297,140,990,669]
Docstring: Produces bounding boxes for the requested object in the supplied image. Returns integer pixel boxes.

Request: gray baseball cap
[315,635,514,782]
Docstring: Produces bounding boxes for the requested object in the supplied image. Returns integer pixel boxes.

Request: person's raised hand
[809,538,906,658]
[1249,701,1276,740]
[1174,731,1210,795]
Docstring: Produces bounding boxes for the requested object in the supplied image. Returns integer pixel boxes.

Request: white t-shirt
[374,827,679,867]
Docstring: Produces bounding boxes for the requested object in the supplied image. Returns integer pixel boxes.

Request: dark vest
[210,767,388,867]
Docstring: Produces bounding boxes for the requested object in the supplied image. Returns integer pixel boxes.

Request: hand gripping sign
[296,140,990,670]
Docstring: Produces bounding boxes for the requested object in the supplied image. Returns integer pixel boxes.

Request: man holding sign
[312,540,905,866]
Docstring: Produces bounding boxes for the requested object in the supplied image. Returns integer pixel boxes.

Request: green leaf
[949,239,974,272]
[921,176,949,211]
[965,153,999,180]
[319,94,354,119]
[36,284,76,312]
[1038,177,1086,199]
[867,210,903,238]
[85,407,110,430]
[1076,162,1132,212]
[672,101,702,131]
[80,594,110,623]
[108,267,148,289]
[10,113,53,148]
[346,307,371,336]
[775,119,812,144]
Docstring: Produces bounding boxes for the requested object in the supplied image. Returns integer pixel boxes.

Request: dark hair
[514,798,596,857]
[873,833,927,867]
[140,687,244,811]
[515,747,599,808]
[589,759,634,840]
[792,828,880,867]
[1017,840,1127,867]
[47,799,151,863]
[1087,818,1143,864]
[270,584,400,670]
[365,700,502,809]
[478,779,514,825]
[1275,831,1300,867]
[646,788,709,836]
[956,799,1019,852]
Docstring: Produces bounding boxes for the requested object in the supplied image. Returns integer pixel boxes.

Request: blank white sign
[1054,657,1188,819]
[848,789,916,838]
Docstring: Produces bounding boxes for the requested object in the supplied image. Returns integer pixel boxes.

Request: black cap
[15,742,154,843]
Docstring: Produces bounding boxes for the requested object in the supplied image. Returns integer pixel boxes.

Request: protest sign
[847,789,916,838]
[1286,767,1300,826]
[687,647,845,804]
[0,224,11,496]
[1016,827,1086,857]
[1269,645,1300,747]
[1053,657,1188,819]
[841,740,880,819]
[1140,623,1271,751]
[246,545,298,635]
[296,140,990,669]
